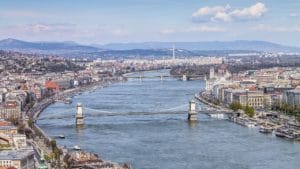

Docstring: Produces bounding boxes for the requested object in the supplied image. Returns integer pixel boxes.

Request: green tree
[28,118,34,128]
[50,139,57,151]
[244,105,255,118]
[229,102,242,112]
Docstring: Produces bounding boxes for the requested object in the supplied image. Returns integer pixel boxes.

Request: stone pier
[188,100,197,121]
[76,103,84,126]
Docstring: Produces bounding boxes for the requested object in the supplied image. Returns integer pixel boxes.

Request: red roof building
[45,80,60,91]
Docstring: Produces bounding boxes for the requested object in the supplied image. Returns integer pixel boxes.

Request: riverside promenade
[195,91,300,141]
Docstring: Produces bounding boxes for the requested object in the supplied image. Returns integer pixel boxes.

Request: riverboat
[58,134,65,139]
[64,97,72,104]
[275,127,288,138]
[259,126,274,134]
[73,145,81,150]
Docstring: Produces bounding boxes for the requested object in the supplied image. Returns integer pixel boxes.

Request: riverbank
[195,91,300,141]
[27,77,132,168]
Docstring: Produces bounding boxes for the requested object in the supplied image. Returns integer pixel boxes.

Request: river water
[38,70,300,169]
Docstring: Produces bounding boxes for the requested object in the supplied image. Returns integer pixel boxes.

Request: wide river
[38,70,300,169]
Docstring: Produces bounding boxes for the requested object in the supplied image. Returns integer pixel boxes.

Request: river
[37,70,300,169]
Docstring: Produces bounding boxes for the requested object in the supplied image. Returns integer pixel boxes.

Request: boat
[246,121,256,128]
[58,134,65,139]
[285,130,300,140]
[209,113,225,119]
[259,126,274,134]
[64,97,72,104]
[275,128,289,138]
[73,145,81,150]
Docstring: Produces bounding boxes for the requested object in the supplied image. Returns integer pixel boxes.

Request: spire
[172,45,175,60]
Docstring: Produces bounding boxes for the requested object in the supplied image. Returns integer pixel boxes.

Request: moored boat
[259,126,274,134]
[275,128,288,138]
[73,145,81,150]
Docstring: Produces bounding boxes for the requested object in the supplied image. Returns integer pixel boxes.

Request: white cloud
[110,29,128,36]
[160,29,176,34]
[289,13,298,17]
[192,5,231,22]
[252,24,300,32]
[0,10,42,18]
[0,23,129,42]
[192,2,267,22]
[24,23,76,32]
[160,25,225,35]
[231,2,267,19]
[184,25,226,32]
[212,11,232,22]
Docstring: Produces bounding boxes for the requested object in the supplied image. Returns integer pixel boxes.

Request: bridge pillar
[188,100,197,121]
[182,74,187,81]
[76,103,84,126]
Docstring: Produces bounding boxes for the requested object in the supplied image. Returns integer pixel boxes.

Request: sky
[0,0,300,46]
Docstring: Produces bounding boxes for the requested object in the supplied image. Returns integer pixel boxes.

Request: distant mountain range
[0,38,100,54]
[96,41,300,52]
[0,38,300,58]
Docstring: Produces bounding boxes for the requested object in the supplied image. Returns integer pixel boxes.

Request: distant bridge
[124,72,205,80]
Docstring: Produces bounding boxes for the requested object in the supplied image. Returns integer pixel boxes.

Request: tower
[209,67,215,79]
[172,45,175,60]
[188,100,197,121]
[76,103,84,126]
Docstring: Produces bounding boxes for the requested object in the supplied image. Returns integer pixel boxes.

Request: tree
[229,102,242,112]
[28,118,34,128]
[50,139,57,151]
[244,105,255,118]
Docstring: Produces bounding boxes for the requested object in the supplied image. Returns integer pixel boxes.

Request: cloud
[0,23,129,42]
[24,23,76,33]
[184,26,226,32]
[0,10,42,18]
[192,2,267,22]
[160,29,176,34]
[160,25,225,35]
[252,24,300,32]
[230,3,267,19]
[289,13,298,17]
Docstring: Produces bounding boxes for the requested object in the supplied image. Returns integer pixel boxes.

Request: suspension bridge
[37,103,232,121]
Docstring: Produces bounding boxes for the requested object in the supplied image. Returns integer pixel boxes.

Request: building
[0,124,18,136]
[283,89,300,107]
[209,67,214,79]
[12,135,27,150]
[44,80,60,92]
[0,101,21,120]
[0,119,14,146]
[233,90,265,109]
[32,84,43,100]
[0,150,35,169]
[224,89,246,105]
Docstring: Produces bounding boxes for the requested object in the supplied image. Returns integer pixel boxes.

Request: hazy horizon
[2,38,300,48]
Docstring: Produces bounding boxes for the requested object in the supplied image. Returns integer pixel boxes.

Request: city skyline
[0,0,300,46]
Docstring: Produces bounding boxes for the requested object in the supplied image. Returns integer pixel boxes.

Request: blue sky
[0,0,299,46]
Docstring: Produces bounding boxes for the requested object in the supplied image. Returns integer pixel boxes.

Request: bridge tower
[76,103,84,126]
[139,72,143,81]
[182,74,187,81]
[188,100,197,121]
